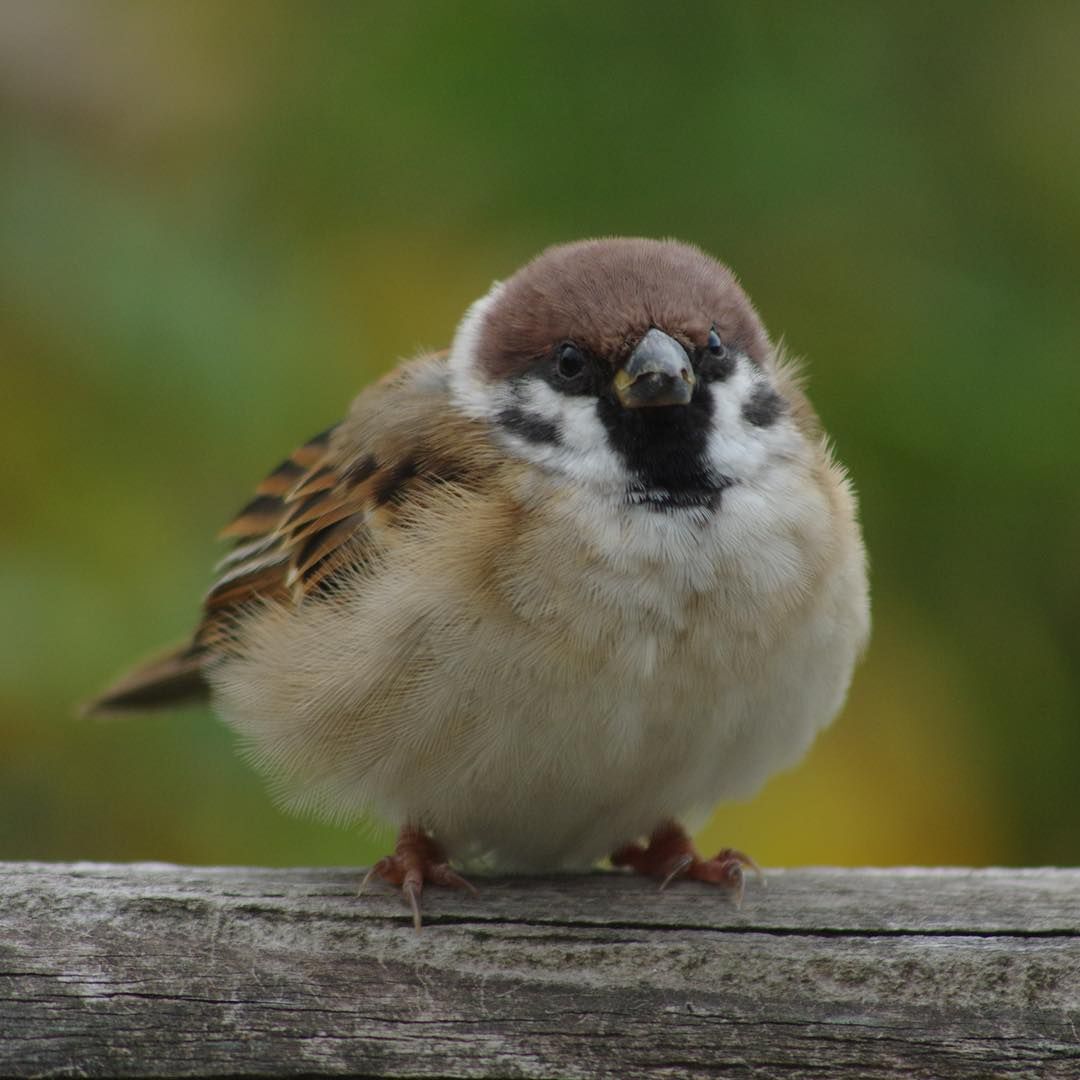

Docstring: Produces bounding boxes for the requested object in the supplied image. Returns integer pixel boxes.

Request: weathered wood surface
[1,863,1078,1079]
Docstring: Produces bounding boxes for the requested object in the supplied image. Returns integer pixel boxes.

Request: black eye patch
[530,344,598,396]
[694,327,735,382]
[698,346,736,382]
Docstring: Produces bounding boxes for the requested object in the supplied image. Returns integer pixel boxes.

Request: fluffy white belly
[426,575,861,871]
[210,464,868,872]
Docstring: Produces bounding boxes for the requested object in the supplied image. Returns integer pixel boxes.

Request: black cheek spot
[742,384,785,428]
[497,407,563,446]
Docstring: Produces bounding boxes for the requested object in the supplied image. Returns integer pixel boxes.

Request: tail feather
[82,644,210,716]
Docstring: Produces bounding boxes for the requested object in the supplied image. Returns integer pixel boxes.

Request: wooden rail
[2,862,1078,1078]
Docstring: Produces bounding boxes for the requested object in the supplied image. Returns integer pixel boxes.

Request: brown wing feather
[86,354,500,713]
[218,427,337,540]
[82,642,209,715]
[197,424,352,647]
[196,357,502,651]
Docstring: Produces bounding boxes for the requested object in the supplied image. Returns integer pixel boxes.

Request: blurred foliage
[2,1,1077,870]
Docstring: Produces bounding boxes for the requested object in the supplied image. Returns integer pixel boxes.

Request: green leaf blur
[2,2,1077,869]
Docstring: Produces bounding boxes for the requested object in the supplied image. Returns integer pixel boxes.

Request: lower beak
[613,328,696,408]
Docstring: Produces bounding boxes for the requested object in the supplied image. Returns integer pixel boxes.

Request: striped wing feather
[197,425,349,649]
[84,355,494,714]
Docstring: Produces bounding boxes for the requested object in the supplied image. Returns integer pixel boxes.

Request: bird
[86,237,870,929]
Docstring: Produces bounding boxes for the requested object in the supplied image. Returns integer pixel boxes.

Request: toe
[658,853,695,891]
[429,863,479,896]
[402,879,424,932]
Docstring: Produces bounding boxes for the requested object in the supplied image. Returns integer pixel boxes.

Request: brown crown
[476,238,770,379]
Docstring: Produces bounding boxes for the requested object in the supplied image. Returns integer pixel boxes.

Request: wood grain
[2,862,1078,1078]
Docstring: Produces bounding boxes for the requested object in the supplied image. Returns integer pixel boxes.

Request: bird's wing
[196,352,493,651]
[86,353,498,712]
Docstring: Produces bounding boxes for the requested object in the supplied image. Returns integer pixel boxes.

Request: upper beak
[613,328,696,408]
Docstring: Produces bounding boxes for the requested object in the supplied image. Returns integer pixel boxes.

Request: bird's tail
[81,643,210,716]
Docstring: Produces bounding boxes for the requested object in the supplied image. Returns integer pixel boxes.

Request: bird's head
[449,238,810,513]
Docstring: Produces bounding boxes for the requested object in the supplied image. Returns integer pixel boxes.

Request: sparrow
[87,238,870,928]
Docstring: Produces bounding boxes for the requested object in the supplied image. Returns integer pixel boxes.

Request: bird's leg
[358,824,477,931]
[610,820,763,907]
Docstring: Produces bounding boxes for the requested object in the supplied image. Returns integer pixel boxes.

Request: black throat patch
[595,386,732,512]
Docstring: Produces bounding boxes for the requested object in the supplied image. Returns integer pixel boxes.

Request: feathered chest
[490,463,836,692]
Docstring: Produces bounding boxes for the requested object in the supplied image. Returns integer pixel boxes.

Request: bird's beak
[613,328,696,409]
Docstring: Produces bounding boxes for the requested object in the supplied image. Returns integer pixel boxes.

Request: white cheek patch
[496,379,625,493]
[526,383,625,491]
[447,286,627,495]
[508,377,562,423]
[704,356,802,483]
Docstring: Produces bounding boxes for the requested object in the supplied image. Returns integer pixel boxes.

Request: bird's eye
[554,343,586,381]
[699,328,735,382]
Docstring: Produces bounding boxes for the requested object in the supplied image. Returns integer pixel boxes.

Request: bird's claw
[358,826,477,931]
[612,822,763,906]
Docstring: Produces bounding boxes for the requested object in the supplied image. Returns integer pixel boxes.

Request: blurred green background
[2,2,1078,871]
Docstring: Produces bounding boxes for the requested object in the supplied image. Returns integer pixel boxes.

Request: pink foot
[611,821,763,907]
[359,825,477,931]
